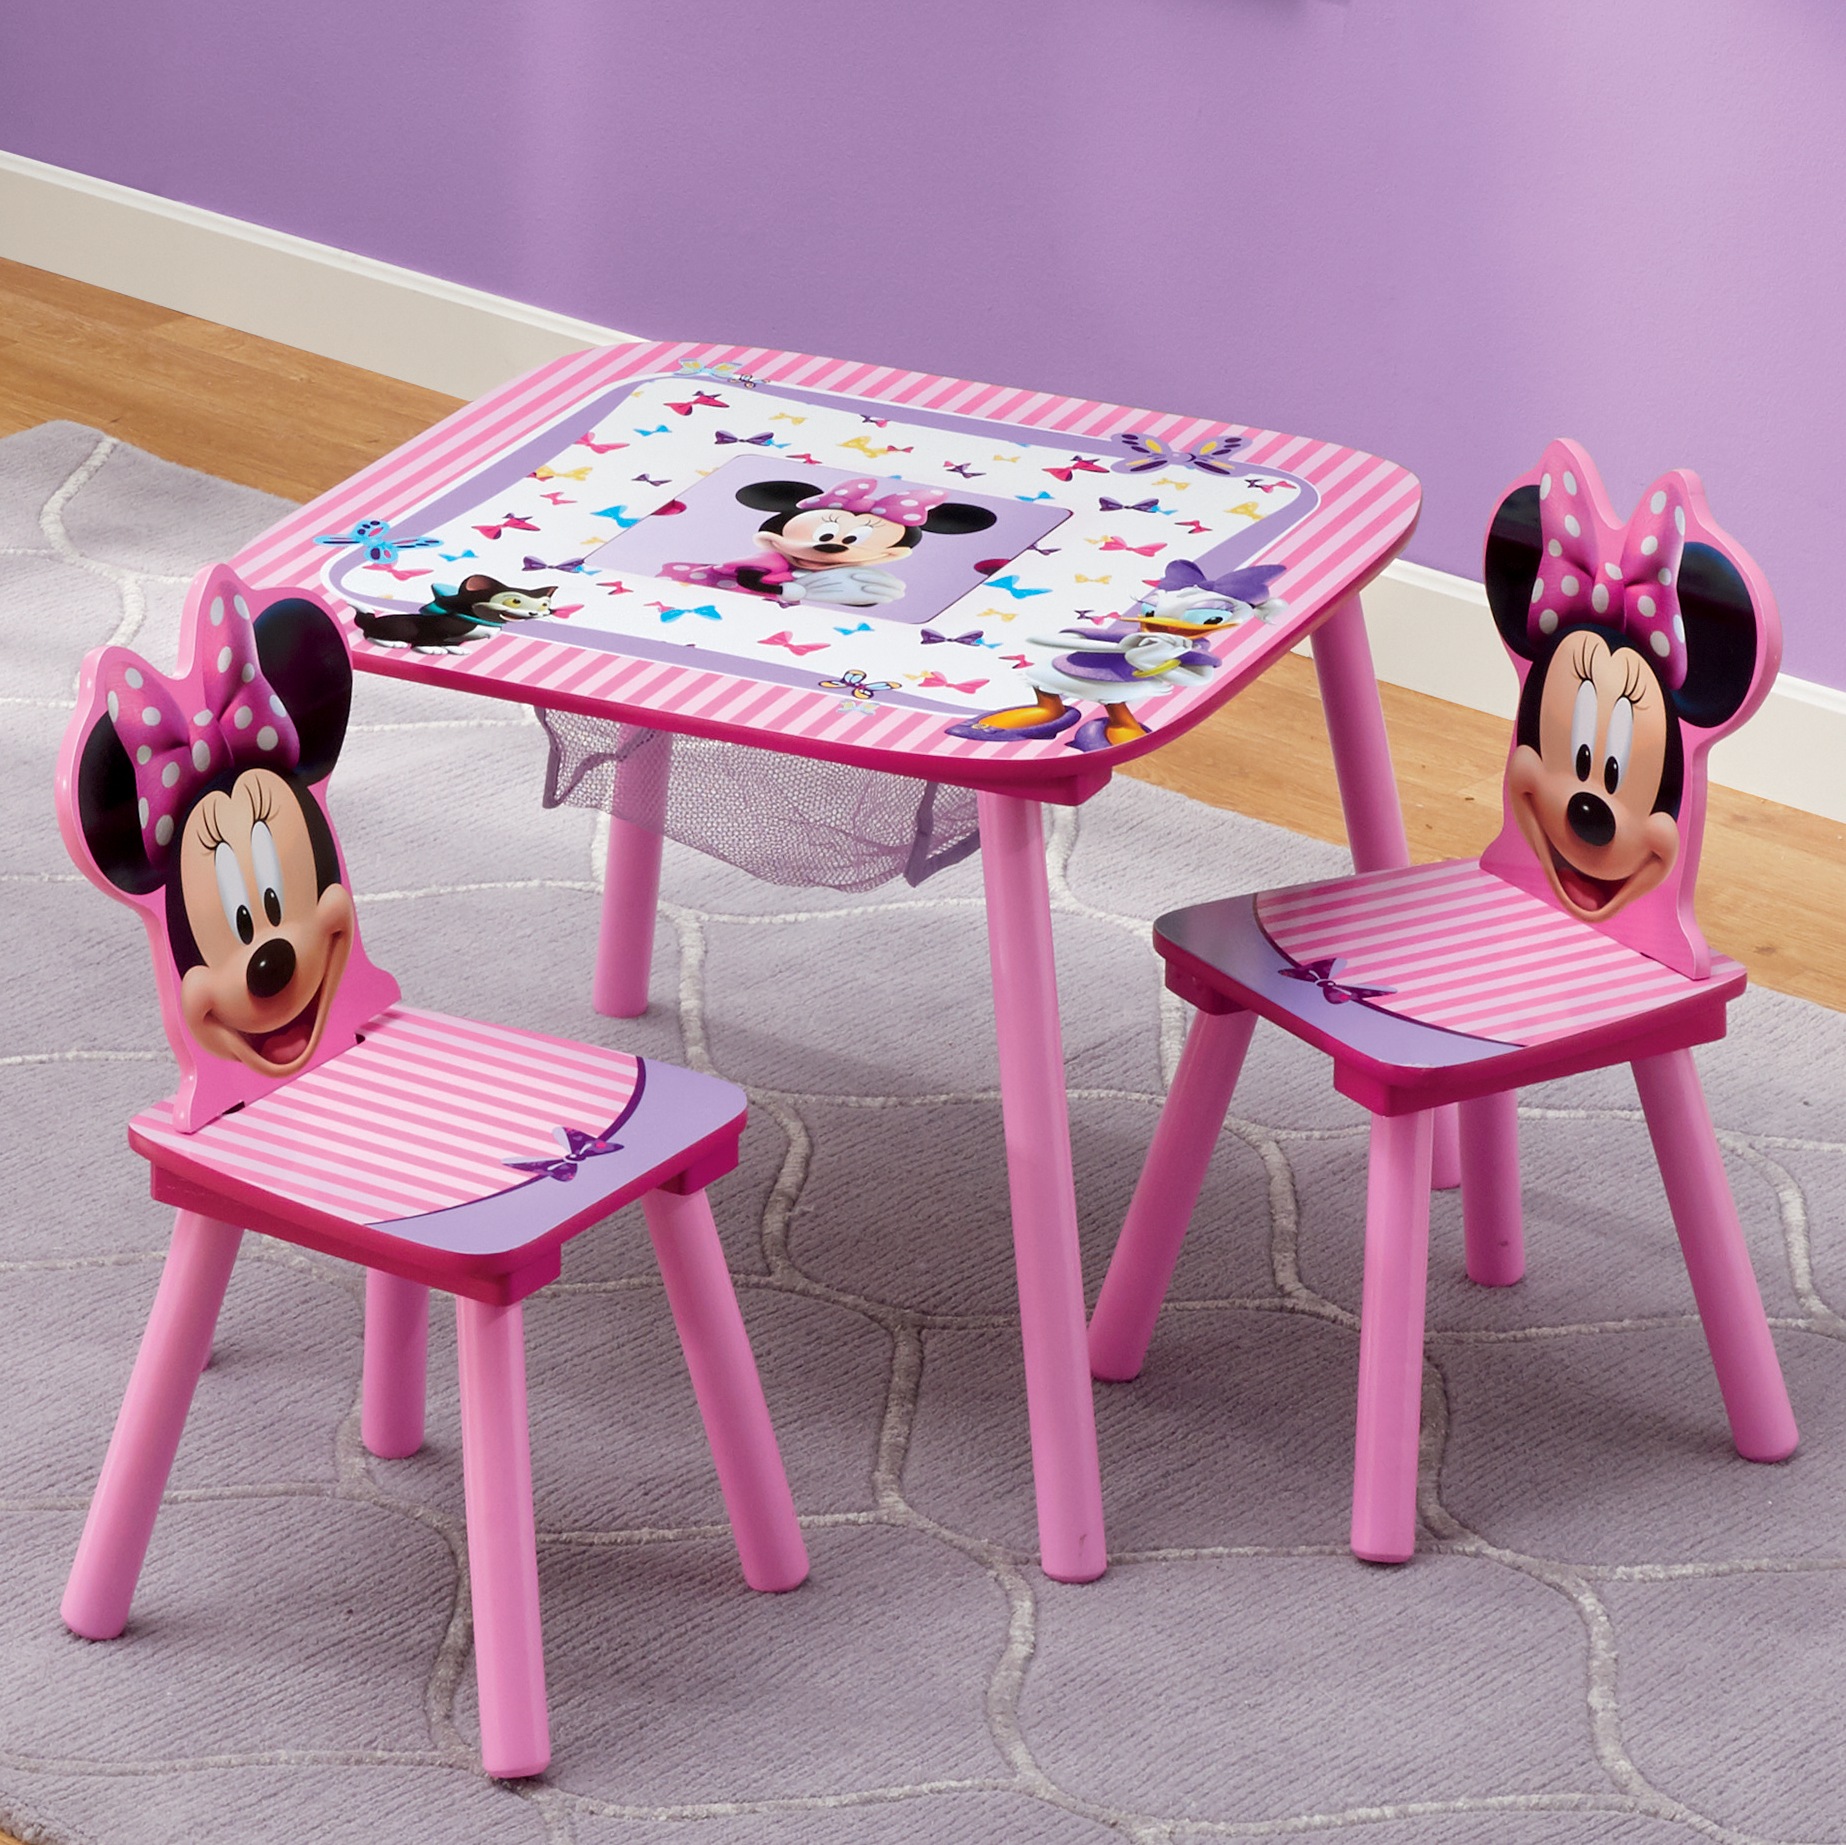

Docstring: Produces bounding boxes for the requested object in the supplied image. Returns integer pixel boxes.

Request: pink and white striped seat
[1090,441,1799,1563]
[54,567,807,1779]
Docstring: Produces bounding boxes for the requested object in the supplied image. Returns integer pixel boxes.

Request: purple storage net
[537,711,981,893]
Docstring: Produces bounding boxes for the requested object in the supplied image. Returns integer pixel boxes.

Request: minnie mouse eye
[214,840,255,945]
[251,820,285,928]
[1604,696,1635,794]
[1570,677,1598,782]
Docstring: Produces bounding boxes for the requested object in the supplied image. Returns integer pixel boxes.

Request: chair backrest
[55,564,400,1131]
[1477,439,1779,980]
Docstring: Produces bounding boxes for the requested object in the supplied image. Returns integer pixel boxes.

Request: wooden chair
[54,564,807,1777]
[1088,440,1798,1562]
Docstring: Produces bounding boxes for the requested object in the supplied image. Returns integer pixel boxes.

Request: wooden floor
[3,252,1841,1025]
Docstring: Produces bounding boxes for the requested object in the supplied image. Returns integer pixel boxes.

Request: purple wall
[7,1,1843,685]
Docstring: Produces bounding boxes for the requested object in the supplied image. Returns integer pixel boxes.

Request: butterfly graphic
[591,505,643,527]
[1015,491,1056,503]
[1113,431,1250,476]
[1000,652,1031,668]
[1098,496,1164,515]
[314,519,441,566]
[627,474,667,487]
[714,430,777,447]
[842,435,899,460]
[977,606,1022,623]
[1177,520,1211,536]
[1243,476,1287,493]
[859,415,889,426]
[550,604,583,620]
[1073,574,1112,584]
[601,580,633,596]
[1045,457,1108,482]
[985,574,1051,600]
[667,392,728,415]
[655,603,724,623]
[634,424,670,437]
[439,548,477,563]
[539,492,575,506]
[769,412,807,424]
[364,563,432,582]
[1277,957,1396,1005]
[944,463,985,478]
[833,621,874,636]
[1228,502,1262,521]
[819,669,897,700]
[786,452,823,466]
[921,628,988,647]
[532,464,591,483]
[672,358,759,389]
[521,555,595,575]
[762,630,829,656]
[1026,542,1061,557]
[918,670,988,694]
[1098,536,1167,556]
[575,434,627,454]
[474,513,540,539]
[992,453,1022,464]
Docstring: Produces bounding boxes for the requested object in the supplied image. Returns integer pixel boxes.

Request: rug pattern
[3,424,1846,1842]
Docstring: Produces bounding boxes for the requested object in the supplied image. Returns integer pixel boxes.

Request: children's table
[229,339,1422,1583]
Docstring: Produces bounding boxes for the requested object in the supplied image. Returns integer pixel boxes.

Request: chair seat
[1155,860,1745,1112]
[130,1005,746,1301]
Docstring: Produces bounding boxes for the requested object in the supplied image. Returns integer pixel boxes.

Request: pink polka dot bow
[1529,447,1689,689]
[99,584,300,862]
[796,477,946,526]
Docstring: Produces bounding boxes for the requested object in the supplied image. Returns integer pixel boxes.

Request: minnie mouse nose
[810,542,849,554]
[247,938,297,1000]
[1566,792,1617,849]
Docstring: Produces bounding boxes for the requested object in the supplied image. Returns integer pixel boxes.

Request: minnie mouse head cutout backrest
[56,565,400,1131]
[1478,438,1779,980]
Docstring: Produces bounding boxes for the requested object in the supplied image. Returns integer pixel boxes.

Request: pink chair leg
[1458,1089,1524,1286]
[1350,1110,1434,1563]
[63,1210,242,1640]
[1429,1107,1463,1192]
[593,730,670,1019]
[977,790,1106,1584]
[455,1296,549,1779]
[1089,1008,1257,1381]
[1632,1051,1798,1462]
[641,1187,808,1593]
[362,1271,430,1459]
[1310,595,1462,1191]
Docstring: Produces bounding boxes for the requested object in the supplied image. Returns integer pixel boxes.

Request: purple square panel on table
[229,340,1426,1583]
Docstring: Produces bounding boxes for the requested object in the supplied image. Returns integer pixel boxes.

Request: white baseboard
[1359,559,1846,823]
[0,149,636,400]
[5,149,1842,820]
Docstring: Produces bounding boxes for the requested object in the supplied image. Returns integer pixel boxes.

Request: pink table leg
[977,791,1106,1584]
[63,1210,243,1640]
[593,730,671,1019]
[642,1187,809,1593]
[362,1271,430,1458]
[1311,595,1462,1190]
[1632,1050,1797,1461]
[1350,1109,1434,1563]
[1089,1008,1256,1381]
[455,1295,550,1779]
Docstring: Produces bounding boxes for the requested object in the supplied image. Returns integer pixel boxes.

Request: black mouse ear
[734,480,819,514]
[1673,542,1761,730]
[75,713,166,894]
[919,501,998,536]
[253,596,351,784]
[1483,482,1544,659]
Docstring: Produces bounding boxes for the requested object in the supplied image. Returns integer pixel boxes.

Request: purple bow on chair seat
[502,1122,625,1183]
[1278,957,1395,1005]
[1527,442,1689,687]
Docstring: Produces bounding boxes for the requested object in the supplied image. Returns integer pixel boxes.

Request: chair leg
[641,1188,808,1593]
[63,1210,243,1640]
[455,1296,549,1779]
[362,1271,430,1459]
[1089,1008,1256,1381]
[1350,1110,1434,1563]
[1632,1051,1798,1462]
[593,730,670,1019]
[1459,1090,1524,1286]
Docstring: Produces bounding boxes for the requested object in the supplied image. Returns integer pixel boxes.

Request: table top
[230,340,1421,800]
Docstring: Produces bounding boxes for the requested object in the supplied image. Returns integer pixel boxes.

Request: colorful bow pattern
[1528,444,1689,688]
[313,519,440,566]
[99,587,300,862]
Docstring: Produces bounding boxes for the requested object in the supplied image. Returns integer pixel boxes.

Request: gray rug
[3,422,1846,1845]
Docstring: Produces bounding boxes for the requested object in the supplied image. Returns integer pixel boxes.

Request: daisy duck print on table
[281,341,1422,792]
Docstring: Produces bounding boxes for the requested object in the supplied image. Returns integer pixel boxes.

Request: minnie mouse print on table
[225,341,1424,1587]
